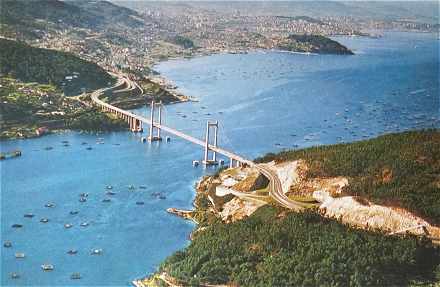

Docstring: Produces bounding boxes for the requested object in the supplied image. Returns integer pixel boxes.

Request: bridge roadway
[91,74,305,210]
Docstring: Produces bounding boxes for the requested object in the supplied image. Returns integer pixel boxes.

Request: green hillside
[256,130,440,225]
[0,38,113,95]
[0,0,144,38]
[161,206,440,286]
[158,131,440,287]
[279,34,354,55]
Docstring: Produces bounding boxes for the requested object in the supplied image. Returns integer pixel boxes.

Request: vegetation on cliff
[155,131,440,286]
[0,77,126,139]
[67,108,127,132]
[256,130,440,225]
[161,206,440,286]
[0,38,113,95]
[278,34,354,55]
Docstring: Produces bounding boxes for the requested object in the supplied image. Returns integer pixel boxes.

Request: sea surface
[1,32,439,286]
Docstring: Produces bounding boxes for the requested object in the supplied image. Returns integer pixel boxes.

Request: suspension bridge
[91,73,306,210]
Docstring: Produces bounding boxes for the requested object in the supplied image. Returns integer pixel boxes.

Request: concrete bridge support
[148,100,162,141]
[229,158,242,168]
[203,121,219,166]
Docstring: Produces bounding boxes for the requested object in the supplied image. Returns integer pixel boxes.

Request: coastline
[132,130,440,287]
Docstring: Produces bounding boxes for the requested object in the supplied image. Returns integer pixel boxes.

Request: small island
[278,34,354,55]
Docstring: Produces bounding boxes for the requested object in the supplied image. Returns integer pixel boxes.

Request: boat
[45,203,55,208]
[71,273,81,280]
[10,273,20,279]
[106,191,116,196]
[102,198,111,203]
[24,213,35,218]
[139,185,147,189]
[67,249,78,255]
[15,253,25,258]
[106,185,113,190]
[11,224,23,228]
[86,147,93,150]
[80,222,89,227]
[69,211,79,215]
[90,249,103,255]
[40,218,49,223]
[64,223,73,229]
[4,241,12,248]
[128,185,135,190]
[41,264,54,271]
[79,197,87,203]
[136,201,145,205]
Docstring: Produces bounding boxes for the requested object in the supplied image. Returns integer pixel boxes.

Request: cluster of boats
[5,183,161,281]
[274,94,437,148]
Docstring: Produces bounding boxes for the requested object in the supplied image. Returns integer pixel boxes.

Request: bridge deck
[91,76,253,166]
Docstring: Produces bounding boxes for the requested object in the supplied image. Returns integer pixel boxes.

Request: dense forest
[171,35,195,49]
[0,39,113,95]
[278,34,354,55]
[256,130,440,225]
[161,206,440,286]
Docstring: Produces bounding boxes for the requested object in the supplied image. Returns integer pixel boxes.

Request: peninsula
[278,34,354,55]
[136,130,440,287]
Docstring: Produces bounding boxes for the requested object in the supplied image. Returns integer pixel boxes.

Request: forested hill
[0,39,113,95]
[0,0,144,39]
[279,34,354,55]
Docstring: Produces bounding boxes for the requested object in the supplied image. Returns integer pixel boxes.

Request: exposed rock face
[314,190,430,235]
[219,197,266,223]
[232,169,269,192]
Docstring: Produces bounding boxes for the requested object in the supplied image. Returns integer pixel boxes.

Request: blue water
[1,32,439,286]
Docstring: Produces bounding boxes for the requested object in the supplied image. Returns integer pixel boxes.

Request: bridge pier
[229,158,242,168]
[203,121,219,166]
[148,100,162,141]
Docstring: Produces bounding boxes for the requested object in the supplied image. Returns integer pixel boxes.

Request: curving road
[91,74,306,210]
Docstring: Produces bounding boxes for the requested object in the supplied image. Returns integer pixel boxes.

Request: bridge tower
[148,100,162,142]
[203,120,219,166]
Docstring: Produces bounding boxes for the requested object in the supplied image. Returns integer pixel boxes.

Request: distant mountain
[115,1,439,24]
[0,38,113,95]
[0,0,144,39]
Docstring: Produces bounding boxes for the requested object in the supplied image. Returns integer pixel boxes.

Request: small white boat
[91,248,103,255]
[64,223,73,229]
[15,253,25,258]
[41,264,54,271]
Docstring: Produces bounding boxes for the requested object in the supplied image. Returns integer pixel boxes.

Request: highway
[91,74,305,210]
